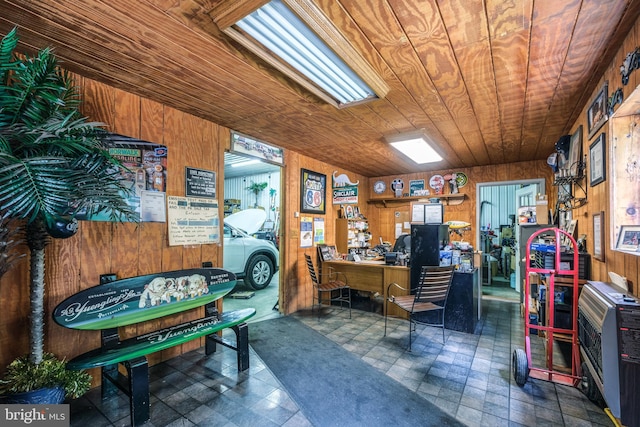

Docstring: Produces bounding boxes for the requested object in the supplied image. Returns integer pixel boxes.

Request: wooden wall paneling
[78,75,115,125]
[281,151,299,314]
[113,86,141,138]
[200,121,223,270]
[0,250,29,373]
[45,235,82,359]
[76,221,113,384]
[625,252,638,296]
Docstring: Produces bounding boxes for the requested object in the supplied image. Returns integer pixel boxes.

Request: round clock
[373,180,386,194]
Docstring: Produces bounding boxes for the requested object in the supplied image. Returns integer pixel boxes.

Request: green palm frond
[0,27,137,228]
[0,27,18,83]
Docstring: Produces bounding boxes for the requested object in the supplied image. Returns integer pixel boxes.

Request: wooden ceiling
[2,0,639,177]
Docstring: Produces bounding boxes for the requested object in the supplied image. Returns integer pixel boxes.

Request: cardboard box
[536,194,549,224]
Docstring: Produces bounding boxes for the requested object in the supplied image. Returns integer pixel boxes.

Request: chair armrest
[386,282,409,299]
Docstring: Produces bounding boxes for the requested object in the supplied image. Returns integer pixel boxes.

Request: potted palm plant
[0,28,137,403]
[246,181,268,208]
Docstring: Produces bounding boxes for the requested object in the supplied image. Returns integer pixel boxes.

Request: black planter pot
[0,386,65,404]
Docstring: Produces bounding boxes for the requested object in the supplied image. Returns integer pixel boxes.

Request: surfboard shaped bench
[53,268,255,427]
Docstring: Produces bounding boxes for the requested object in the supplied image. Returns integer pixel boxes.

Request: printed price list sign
[167,196,220,246]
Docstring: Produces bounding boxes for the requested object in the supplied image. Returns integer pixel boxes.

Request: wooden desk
[322,261,480,333]
[321,260,410,317]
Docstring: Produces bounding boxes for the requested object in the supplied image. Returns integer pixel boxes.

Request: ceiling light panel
[386,130,443,164]
[212,0,389,108]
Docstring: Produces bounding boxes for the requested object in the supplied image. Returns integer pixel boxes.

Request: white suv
[223,222,279,290]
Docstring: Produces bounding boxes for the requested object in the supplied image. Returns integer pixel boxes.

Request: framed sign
[593,211,604,261]
[616,225,640,252]
[424,203,444,224]
[300,169,326,214]
[568,125,583,177]
[589,133,606,187]
[230,130,284,165]
[587,82,608,139]
[185,167,216,198]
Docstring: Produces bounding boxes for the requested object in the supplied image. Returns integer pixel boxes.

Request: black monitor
[393,234,411,255]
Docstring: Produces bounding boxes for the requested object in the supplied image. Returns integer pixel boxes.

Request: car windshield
[224,222,249,237]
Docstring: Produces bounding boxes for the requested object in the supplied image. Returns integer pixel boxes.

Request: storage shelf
[368,193,465,207]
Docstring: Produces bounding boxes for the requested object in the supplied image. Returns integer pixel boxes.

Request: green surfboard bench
[53,268,255,427]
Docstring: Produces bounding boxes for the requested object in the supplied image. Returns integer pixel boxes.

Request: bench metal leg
[101,363,119,400]
[205,323,250,372]
[205,331,218,356]
[233,323,250,371]
[125,357,150,427]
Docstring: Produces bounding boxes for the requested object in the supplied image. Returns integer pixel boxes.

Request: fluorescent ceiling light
[386,130,443,164]
[236,0,373,105]
[212,0,389,108]
[231,159,260,167]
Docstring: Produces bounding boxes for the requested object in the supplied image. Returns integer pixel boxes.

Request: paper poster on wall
[395,223,403,239]
[300,216,313,248]
[76,133,168,222]
[167,196,220,246]
[411,203,425,223]
[140,191,166,222]
[314,217,325,244]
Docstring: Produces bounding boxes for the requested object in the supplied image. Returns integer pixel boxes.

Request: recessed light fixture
[210,0,388,108]
[385,130,443,164]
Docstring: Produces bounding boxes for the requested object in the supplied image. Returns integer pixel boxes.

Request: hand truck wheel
[513,348,529,386]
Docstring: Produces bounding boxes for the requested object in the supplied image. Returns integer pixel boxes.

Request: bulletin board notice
[167,196,220,246]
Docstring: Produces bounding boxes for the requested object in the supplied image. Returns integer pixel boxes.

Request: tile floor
[69,282,615,427]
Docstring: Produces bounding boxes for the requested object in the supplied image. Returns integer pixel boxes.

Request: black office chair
[384,265,454,350]
[305,254,351,319]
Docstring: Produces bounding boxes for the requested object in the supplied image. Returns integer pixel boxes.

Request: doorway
[475,179,545,303]
[222,152,283,322]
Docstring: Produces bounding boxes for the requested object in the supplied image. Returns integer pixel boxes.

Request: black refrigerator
[410,224,449,290]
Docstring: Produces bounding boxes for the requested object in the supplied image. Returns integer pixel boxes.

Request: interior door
[514,184,543,294]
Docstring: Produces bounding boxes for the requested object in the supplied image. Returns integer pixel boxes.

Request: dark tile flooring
[70,280,615,427]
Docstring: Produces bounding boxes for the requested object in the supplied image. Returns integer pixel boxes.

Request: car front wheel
[245,254,274,290]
